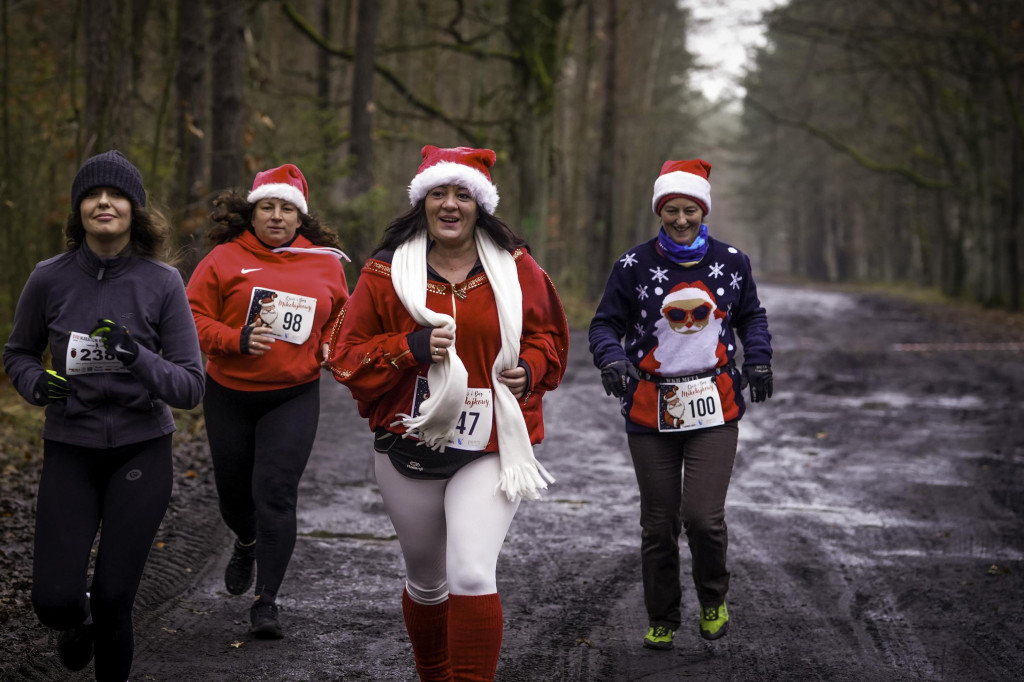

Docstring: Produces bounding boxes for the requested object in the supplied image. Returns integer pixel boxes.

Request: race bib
[65,332,130,375]
[246,287,318,345]
[657,376,725,432]
[412,376,494,451]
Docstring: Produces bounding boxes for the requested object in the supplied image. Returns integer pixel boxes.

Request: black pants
[203,375,319,602]
[627,421,739,629]
[33,434,173,682]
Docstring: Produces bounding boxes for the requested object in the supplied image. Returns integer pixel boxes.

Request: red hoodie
[187,230,349,391]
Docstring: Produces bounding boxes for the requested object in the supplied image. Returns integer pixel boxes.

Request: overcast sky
[683,0,787,102]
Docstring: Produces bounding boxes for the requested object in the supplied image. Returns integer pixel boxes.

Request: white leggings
[374,452,520,605]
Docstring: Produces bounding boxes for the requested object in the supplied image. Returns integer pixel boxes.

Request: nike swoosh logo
[114,344,135,357]
[241,268,262,274]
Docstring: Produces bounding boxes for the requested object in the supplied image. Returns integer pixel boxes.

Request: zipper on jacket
[95,268,115,446]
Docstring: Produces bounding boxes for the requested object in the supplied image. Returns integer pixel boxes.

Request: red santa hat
[662,281,715,308]
[247,164,309,215]
[408,145,500,214]
[652,159,712,217]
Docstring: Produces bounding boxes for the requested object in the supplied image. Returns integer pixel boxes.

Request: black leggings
[32,434,173,682]
[203,375,319,602]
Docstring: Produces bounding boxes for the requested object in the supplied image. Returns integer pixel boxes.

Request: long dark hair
[64,205,171,261]
[375,201,528,254]
[206,190,343,248]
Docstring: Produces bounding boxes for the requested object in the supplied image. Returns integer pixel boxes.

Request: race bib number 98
[246,287,318,345]
[657,377,725,432]
[66,332,130,375]
[412,376,494,451]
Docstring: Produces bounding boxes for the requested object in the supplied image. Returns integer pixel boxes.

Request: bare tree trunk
[84,0,133,153]
[505,0,569,263]
[209,0,245,192]
[551,2,598,283]
[317,0,333,178]
[589,0,617,298]
[175,0,207,275]
[1,0,18,324]
[347,0,379,197]
[1004,67,1023,311]
[1,0,8,175]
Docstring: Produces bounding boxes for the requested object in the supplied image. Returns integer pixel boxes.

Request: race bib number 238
[65,332,130,375]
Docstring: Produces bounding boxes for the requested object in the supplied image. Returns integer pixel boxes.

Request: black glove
[600,360,639,397]
[34,369,72,403]
[742,364,773,403]
[90,318,139,364]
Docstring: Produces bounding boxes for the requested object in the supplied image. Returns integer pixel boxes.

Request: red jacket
[326,248,569,450]
[187,230,349,391]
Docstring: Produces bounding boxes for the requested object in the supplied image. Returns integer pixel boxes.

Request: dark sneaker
[700,601,729,640]
[57,622,95,671]
[250,600,283,639]
[642,625,674,650]
[224,539,256,595]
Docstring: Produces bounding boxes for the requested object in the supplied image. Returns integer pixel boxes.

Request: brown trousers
[627,421,739,629]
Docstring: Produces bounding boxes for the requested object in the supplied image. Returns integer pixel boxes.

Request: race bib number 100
[657,377,725,432]
[66,332,130,375]
[412,376,494,451]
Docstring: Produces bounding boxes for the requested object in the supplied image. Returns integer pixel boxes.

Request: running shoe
[642,625,674,650]
[700,601,729,640]
[224,539,256,595]
[250,600,284,639]
[57,622,95,670]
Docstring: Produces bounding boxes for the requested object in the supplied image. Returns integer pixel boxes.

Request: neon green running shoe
[700,602,729,640]
[642,625,674,650]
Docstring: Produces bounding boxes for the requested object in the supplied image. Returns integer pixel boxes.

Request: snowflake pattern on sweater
[588,236,772,433]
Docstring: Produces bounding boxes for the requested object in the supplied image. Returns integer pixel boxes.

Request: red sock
[447,593,503,682]
[403,589,453,681]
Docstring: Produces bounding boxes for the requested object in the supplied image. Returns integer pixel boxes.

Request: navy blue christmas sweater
[588,235,772,433]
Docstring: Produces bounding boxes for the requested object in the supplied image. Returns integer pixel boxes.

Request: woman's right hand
[428,327,455,363]
[246,324,277,356]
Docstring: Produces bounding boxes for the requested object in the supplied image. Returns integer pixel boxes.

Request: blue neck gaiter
[657,224,709,264]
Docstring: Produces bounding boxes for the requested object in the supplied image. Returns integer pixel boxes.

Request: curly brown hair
[64,205,172,261]
[206,190,342,248]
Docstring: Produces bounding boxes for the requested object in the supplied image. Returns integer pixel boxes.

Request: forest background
[0,0,1022,340]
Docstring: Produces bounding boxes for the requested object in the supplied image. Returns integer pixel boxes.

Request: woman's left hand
[321,343,331,368]
[498,366,527,399]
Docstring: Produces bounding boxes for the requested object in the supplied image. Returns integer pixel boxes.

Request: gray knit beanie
[71,150,146,210]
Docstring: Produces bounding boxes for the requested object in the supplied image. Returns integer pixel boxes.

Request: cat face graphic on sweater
[650,282,726,376]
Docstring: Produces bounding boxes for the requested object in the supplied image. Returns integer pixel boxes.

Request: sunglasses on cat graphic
[662,301,713,331]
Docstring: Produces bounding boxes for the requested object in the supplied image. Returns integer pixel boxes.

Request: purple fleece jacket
[3,244,204,448]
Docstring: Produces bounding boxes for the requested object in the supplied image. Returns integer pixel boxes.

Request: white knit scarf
[391,228,554,501]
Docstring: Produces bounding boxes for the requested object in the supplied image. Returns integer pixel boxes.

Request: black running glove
[90,318,139,364]
[600,360,639,398]
[742,364,773,403]
[34,369,72,403]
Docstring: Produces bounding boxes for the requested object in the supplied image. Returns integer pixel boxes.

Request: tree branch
[746,97,951,190]
[280,1,483,146]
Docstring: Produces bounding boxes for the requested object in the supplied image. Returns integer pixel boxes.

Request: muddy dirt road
[11,283,1024,681]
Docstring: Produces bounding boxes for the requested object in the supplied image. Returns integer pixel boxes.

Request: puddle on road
[759,284,857,316]
[873,546,1024,560]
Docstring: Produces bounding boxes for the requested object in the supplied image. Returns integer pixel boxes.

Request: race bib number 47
[246,287,318,345]
[657,377,725,432]
[412,376,494,451]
